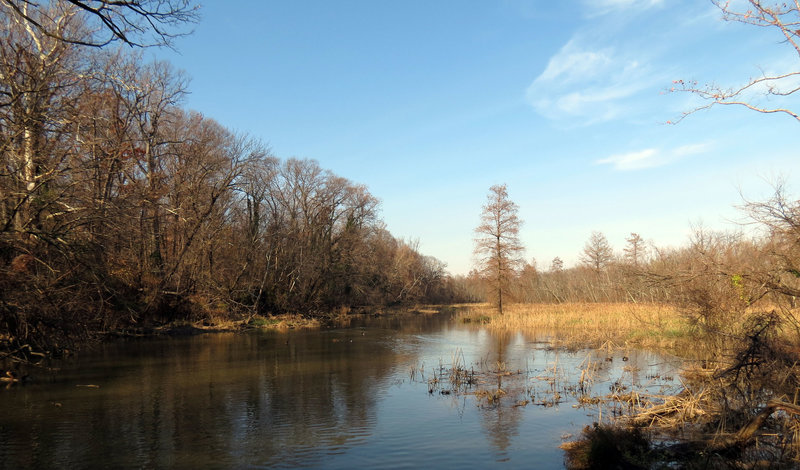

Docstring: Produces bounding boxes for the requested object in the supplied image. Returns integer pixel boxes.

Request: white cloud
[526,0,708,126]
[526,39,655,124]
[596,141,713,170]
[596,148,660,170]
[536,44,613,84]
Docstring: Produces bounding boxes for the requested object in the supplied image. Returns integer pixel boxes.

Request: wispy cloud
[583,0,664,17]
[535,44,614,84]
[596,148,659,170]
[525,0,707,126]
[596,142,712,170]
[526,38,656,125]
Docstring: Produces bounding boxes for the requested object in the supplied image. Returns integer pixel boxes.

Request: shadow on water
[0,310,682,468]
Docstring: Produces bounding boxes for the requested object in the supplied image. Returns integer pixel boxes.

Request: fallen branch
[734,399,800,445]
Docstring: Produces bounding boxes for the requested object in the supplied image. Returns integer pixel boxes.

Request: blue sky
[152,0,800,275]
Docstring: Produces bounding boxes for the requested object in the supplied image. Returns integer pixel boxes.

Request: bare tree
[100,53,188,288]
[0,0,199,48]
[474,184,524,314]
[581,231,614,273]
[670,0,800,123]
[514,258,540,302]
[0,3,86,236]
[623,232,647,267]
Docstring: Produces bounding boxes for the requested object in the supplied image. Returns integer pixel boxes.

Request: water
[0,311,682,469]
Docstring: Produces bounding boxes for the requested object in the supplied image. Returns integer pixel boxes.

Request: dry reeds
[631,385,716,429]
[456,302,695,352]
[243,314,321,330]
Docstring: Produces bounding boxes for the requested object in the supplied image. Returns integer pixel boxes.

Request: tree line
[0,2,456,358]
[467,183,800,317]
[467,184,656,307]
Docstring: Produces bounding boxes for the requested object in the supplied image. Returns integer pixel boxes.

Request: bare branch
[669,1,800,124]
[0,0,200,48]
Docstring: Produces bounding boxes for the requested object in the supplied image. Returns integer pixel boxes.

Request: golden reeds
[456,302,696,352]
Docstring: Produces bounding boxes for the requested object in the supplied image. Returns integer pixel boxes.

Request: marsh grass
[244,314,321,330]
[571,314,800,468]
[456,302,697,352]
[413,347,678,421]
[452,303,800,466]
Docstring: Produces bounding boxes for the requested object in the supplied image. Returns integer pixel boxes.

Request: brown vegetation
[0,3,462,363]
[457,302,694,351]
[554,186,800,467]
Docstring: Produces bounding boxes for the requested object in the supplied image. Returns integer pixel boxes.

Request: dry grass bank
[238,314,322,330]
[139,314,323,336]
[456,302,697,352]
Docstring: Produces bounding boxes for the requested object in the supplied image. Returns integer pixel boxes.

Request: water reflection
[0,311,683,469]
[1,329,404,468]
[475,329,523,459]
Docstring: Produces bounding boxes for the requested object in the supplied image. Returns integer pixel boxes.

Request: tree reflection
[480,402,524,457]
[475,329,525,457]
[0,330,407,468]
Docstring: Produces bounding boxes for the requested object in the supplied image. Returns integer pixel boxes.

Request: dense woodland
[0,3,461,358]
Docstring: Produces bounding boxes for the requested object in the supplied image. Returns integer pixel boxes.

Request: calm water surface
[0,311,682,469]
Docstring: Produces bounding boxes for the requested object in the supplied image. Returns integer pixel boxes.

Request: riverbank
[104,305,451,339]
[1,304,453,367]
[104,313,324,338]
[1,312,324,366]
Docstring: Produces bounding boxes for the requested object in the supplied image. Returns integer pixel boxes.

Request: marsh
[0,310,681,468]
